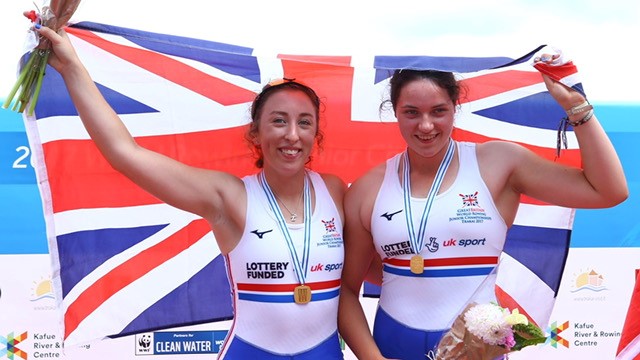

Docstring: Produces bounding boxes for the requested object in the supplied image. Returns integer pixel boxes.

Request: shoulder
[476,140,529,164]
[345,161,387,204]
[319,172,348,194]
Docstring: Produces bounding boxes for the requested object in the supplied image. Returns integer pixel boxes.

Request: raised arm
[500,57,628,209]
[36,26,246,245]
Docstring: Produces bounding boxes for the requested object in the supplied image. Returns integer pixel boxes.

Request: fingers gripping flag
[24,21,580,345]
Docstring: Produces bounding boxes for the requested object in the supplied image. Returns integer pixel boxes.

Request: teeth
[282,149,299,155]
[417,134,436,140]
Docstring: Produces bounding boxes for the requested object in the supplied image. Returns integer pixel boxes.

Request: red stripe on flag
[460,70,544,102]
[495,284,540,328]
[66,27,257,106]
[64,218,211,338]
[617,269,640,358]
[44,127,255,213]
[534,62,579,84]
[453,127,580,206]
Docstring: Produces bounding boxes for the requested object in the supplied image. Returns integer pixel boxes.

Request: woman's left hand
[535,54,586,110]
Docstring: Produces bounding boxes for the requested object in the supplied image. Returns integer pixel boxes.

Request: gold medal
[410,255,424,274]
[294,285,312,304]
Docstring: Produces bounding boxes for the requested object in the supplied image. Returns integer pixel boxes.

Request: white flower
[463,303,513,346]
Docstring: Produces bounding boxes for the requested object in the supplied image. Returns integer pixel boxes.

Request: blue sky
[1,0,639,103]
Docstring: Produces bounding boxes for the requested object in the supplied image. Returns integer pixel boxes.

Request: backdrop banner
[0,20,637,360]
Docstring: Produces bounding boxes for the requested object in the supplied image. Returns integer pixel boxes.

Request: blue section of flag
[119,256,233,337]
[57,225,168,296]
[35,68,158,118]
[372,45,543,83]
[474,92,566,131]
[73,22,262,84]
[503,225,570,294]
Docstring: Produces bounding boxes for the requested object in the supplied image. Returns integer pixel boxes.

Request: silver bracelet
[567,109,594,127]
[565,101,593,116]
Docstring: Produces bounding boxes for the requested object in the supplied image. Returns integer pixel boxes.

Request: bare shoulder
[477,140,524,155]
[476,140,530,167]
[345,162,386,202]
[319,172,348,198]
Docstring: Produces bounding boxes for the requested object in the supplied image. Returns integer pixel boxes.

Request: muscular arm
[338,168,387,360]
[503,73,628,209]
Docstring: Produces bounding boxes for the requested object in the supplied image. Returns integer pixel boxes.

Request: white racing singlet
[218,170,344,358]
[371,141,508,330]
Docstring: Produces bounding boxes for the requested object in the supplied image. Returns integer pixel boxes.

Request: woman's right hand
[27,16,79,74]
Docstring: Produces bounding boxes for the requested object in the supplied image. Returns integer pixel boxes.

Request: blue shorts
[373,307,446,360]
[220,331,343,359]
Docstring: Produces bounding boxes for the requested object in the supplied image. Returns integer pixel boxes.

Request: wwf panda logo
[138,334,151,349]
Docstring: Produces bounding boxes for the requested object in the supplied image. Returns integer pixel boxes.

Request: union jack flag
[24,21,579,345]
[459,192,479,207]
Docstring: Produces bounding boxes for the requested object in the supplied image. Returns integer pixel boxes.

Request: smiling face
[395,78,456,159]
[252,88,319,176]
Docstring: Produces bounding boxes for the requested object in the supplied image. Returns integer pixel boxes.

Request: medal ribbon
[403,140,455,257]
[259,171,312,286]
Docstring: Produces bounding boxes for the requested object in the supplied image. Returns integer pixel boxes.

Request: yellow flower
[505,308,528,326]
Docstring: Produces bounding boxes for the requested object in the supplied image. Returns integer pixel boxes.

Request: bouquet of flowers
[431,302,547,360]
[2,0,82,115]
[429,262,548,360]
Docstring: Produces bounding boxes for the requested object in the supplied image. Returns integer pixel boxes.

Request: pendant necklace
[272,190,304,223]
[403,140,455,275]
[259,171,313,304]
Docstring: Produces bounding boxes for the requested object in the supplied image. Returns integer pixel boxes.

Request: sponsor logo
[547,321,570,348]
[245,262,290,279]
[321,218,338,233]
[459,192,479,207]
[570,268,606,293]
[546,320,622,349]
[448,191,492,224]
[442,237,487,247]
[0,332,28,360]
[250,229,273,239]
[310,262,343,272]
[136,333,153,355]
[380,238,439,257]
[31,276,56,311]
[31,333,63,357]
[570,268,607,302]
[135,331,227,355]
[380,210,402,221]
[424,237,439,252]
[319,218,343,248]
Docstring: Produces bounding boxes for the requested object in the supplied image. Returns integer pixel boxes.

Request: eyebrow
[268,110,315,119]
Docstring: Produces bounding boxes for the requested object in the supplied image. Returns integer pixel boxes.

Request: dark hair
[246,79,324,168]
[381,69,464,114]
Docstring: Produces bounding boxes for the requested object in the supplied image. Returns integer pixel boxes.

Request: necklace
[273,190,304,222]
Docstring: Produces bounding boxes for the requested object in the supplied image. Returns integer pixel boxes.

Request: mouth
[416,133,438,142]
[280,148,301,156]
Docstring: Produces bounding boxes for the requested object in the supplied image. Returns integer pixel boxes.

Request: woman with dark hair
[339,62,628,359]
[35,24,346,359]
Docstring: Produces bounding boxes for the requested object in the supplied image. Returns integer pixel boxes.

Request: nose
[284,123,300,142]
[417,114,434,132]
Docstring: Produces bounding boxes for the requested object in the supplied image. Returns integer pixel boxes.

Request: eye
[298,118,313,127]
[432,107,451,116]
